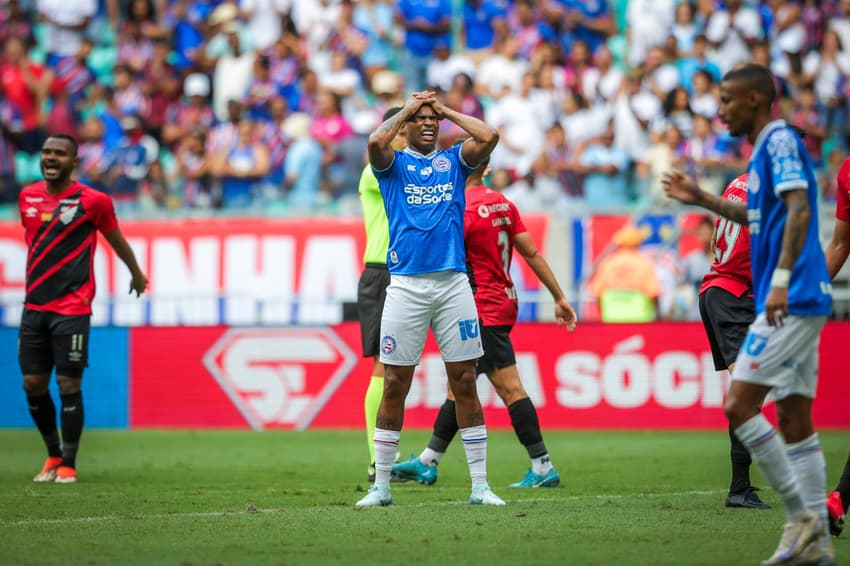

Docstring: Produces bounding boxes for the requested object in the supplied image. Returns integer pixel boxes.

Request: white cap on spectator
[777,27,805,54]
[350,110,378,135]
[372,70,401,95]
[209,2,238,26]
[283,113,312,140]
[184,73,210,98]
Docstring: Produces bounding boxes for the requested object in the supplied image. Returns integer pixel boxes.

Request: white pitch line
[0,489,729,527]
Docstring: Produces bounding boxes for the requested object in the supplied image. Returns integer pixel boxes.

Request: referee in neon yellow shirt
[359,107,406,481]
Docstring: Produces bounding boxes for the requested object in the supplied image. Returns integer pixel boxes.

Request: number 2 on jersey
[715,217,741,265]
[497,230,510,278]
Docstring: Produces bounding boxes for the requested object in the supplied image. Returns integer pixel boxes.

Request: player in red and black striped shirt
[824,156,850,536]
[19,134,147,484]
[392,159,577,487]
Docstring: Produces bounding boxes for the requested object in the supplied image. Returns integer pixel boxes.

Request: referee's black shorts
[357,263,390,358]
[698,287,755,371]
[477,324,516,375]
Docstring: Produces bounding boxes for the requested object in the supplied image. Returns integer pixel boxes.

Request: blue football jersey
[746,120,832,315]
[373,143,474,275]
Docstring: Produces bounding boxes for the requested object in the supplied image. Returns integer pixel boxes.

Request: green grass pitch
[1,429,847,565]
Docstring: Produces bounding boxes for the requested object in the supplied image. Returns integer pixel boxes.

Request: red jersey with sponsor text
[699,174,752,297]
[836,156,850,221]
[18,181,118,315]
[464,185,527,326]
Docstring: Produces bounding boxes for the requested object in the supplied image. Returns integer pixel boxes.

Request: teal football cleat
[355,485,393,508]
[391,454,437,485]
[509,468,561,488]
[469,483,506,505]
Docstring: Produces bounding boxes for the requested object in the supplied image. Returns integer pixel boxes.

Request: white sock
[461,425,488,486]
[373,428,400,486]
[734,414,806,517]
[532,454,553,476]
[787,433,827,532]
[419,447,443,467]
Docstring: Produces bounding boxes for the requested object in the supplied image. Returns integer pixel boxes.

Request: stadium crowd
[1,0,849,215]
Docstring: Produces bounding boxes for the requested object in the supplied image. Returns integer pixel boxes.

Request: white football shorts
[732,313,826,400]
[379,271,483,366]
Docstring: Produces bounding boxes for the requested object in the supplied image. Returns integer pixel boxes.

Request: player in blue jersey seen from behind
[663,64,834,565]
[355,91,504,507]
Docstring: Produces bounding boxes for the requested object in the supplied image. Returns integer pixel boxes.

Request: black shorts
[698,287,755,371]
[357,263,390,358]
[18,309,90,378]
[477,325,516,375]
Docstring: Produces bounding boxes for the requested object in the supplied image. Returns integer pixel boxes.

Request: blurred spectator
[283,112,323,208]
[200,3,254,72]
[829,0,850,55]
[460,0,508,64]
[705,0,763,74]
[1,0,36,48]
[112,64,149,119]
[246,54,285,121]
[321,0,368,74]
[576,123,631,211]
[164,0,217,69]
[637,125,684,209]
[642,46,680,102]
[0,36,47,154]
[141,38,181,141]
[265,32,304,111]
[788,85,828,168]
[529,64,563,130]
[369,69,404,121]
[558,89,607,145]
[543,122,583,199]
[0,94,22,203]
[211,118,270,208]
[502,152,568,213]
[396,0,452,93]
[310,89,354,193]
[45,38,96,135]
[353,0,396,82]
[476,37,526,99]
[801,30,850,109]
[260,96,291,196]
[613,69,661,162]
[76,116,108,192]
[656,86,694,139]
[207,99,244,155]
[677,34,722,89]
[117,18,156,76]
[689,70,719,119]
[588,224,661,323]
[560,0,616,55]
[626,0,675,67]
[679,113,729,196]
[319,50,363,102]
[582,45,622,106]
[507,0,543,60]
[103,114,160,209]
[426,39,476,93]
[682,215,715,294]
[211,25,255,121]
[239,0,290,51]
[671,1,697,58]
[486,73,545,176]
[175,128,213,208]
[162,73,216,149]
[37,0,96,66]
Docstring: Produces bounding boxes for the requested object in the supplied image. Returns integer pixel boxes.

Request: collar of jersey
[403,147,438,159]
[751,119,787,156]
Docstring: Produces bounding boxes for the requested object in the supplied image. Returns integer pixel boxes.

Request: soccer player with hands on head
[356,91,504,507]
[21,134,148,485]
[392,158,577,488]
[662,64,834,565]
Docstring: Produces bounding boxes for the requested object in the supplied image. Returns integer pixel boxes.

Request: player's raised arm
[103,228,149,297]
[368,92,432,171]
[662,170,748,224]
[432,99,498,168]
[514,232,577,331]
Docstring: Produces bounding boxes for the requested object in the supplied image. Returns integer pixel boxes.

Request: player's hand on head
[129,273,149,297]
[661,170,699,204]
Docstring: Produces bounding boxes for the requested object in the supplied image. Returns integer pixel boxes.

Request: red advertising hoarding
[129,322,850,430]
